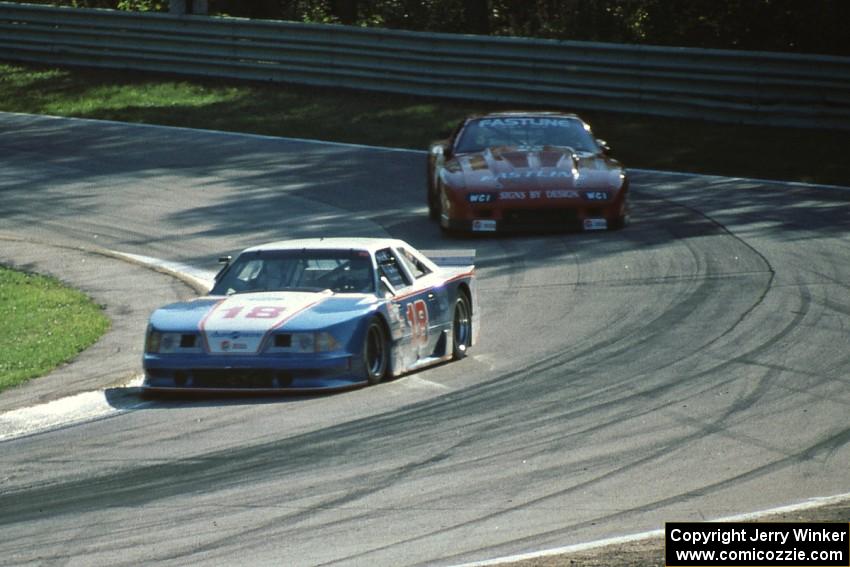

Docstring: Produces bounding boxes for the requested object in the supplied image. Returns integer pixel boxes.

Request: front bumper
[444,206,624,233]
[443,190,628,233]
[142,352,364,393]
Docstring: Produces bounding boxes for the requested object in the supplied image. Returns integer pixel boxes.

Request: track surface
[1,113,848,566]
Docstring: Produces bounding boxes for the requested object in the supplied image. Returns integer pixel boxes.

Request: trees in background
[14,0,850,55]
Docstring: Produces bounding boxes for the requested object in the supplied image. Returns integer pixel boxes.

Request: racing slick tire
[451,293,472,360]
[428,195,439,221]
[609,195,630,230]
[437,185,464,237]
[427,166,440,221]
[364,318,390,385]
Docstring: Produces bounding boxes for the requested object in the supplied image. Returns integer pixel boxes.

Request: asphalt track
[1,112,848,566]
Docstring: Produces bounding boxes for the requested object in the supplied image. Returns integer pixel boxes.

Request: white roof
[243,237,408,254]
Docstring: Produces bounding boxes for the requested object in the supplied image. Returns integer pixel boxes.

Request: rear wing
[422,249,476,269]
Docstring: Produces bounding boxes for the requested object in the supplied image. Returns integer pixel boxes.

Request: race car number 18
[406,299,428,346]
[220,305,285,319]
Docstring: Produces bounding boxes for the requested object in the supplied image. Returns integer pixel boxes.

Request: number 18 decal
[220,305,285,319]
[406,299,429,346]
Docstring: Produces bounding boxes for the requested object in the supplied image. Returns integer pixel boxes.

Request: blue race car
[142,238,478,394]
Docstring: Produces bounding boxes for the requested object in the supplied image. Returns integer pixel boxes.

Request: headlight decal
[267,332,340,353]
[145,328,162,353]
[145,328,202,354]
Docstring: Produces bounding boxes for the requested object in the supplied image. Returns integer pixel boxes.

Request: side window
[375,248,411,289]
[396,247,431,280]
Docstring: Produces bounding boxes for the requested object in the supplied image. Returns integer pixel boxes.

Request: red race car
[427,112,629,233]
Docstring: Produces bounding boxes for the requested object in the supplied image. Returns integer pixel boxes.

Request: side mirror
[380,276,397,297]
[596,139,611,154]
[431,142,451,160]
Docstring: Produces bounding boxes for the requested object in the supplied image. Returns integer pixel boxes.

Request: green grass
[0,265,111,393]
[1,61,849,186]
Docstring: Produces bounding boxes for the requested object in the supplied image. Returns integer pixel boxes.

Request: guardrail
[2,1,849,130]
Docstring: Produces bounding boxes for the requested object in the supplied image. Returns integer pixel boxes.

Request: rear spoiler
[422,249,476,268]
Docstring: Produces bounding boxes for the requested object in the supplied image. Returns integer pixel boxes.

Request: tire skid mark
[483,190,768,389]
[476,238,529,309]
[476,269,771,293]
[127,441,472,567]
[436,432,850,567]
[603,280,814,417]
[476,191,777,402]
[424,206,840,562]
[356,368,843,567]
[406,249,829,533]
[333,205,831,563]
[636,187,778,345]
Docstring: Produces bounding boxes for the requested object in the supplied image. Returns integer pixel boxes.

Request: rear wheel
[451,294,472,360]
[363,319,389,385]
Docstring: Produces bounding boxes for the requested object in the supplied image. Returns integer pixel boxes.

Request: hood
[448,147,624,193]
[149,291,377,354]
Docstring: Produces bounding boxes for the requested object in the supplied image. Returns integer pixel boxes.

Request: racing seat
[332,258,374,293]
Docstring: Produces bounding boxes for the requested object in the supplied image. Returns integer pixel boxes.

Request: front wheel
[609,194,630,230]
[451,294,472,360]
[609,213,629,230]
[428,193,439,221]
[363,318,389,385]
[438,184,461,237]
[427,168,439,221]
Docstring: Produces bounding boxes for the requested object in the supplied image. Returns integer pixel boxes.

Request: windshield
[211,250,375,295]
[454,116,599,153]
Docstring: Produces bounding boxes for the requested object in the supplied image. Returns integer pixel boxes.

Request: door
[376,247,436,363]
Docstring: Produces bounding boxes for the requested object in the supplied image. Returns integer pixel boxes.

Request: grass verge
[0,265,111,393]
[1,61,848,187]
